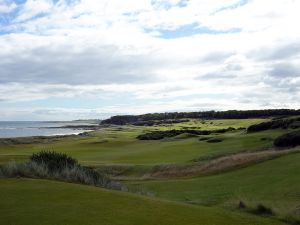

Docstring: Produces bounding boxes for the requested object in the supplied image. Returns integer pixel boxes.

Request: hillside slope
[129,152,300,220]
[0,178,284,225]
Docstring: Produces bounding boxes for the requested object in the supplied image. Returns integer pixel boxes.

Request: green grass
[161,118,268,130]
[128,152,300,218]
[0,119,281,166]
[0,178,285,225]
[0,118,298,224]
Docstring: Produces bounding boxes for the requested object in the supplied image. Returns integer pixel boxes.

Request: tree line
[101,109,300,125]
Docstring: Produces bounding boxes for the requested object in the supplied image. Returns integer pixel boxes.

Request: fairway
[0,178,285,225]
[129,152,300,218]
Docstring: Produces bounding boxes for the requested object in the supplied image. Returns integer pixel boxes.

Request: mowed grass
[128,152,300,217]
[0,118,280,166]
[0,178,285,225]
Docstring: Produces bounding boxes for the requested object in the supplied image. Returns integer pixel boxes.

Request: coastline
[43,124,100,130]
[0,131,93,145]
[0,121,100,139]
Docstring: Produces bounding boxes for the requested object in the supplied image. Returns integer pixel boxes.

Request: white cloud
[0,0,299,119]
[0,0,16,13]
[14,0,53,22]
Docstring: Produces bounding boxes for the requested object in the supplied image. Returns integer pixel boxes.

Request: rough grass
[129,151,300,221]
[141,148,299,178]
[0,178,285,225]
[0,151,124,191]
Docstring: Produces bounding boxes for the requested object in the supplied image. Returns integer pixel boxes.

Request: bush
[30,151,78,173]
[198,137,211,141]
[137,128,235,140]
[238,201,246,209]
[237,201,275,218]
[132,119,189,126]
[247,117,300,132]
[0,151,124,191]
[253,204,274,215]
[274,130,300,147]
[260,137,273,141]
[207,139,223,143]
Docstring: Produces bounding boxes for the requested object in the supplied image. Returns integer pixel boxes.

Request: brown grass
[146,149,300,178]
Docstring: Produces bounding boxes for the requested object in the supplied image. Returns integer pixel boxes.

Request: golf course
[1,111,300,225]
[2,0,299,223]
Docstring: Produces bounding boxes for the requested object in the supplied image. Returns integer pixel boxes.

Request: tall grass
[0,151,125,191]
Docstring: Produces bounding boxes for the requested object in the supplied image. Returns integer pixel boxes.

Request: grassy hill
[129,152,300,221]
[0,178,285,225]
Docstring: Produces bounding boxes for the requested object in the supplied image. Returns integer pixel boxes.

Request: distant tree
[101,109,300,125]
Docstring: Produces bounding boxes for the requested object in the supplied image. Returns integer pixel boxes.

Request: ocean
[0,121,98,138]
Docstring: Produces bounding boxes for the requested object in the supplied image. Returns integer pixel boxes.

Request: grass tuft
[238,201,246,209]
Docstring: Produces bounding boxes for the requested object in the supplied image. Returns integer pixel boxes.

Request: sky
[0,0,299,120]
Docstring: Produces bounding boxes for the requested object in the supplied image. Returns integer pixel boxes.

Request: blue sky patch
[176,0,188,8]
[151,0,188,10]
[13,0,27,5]
[146,23,241,39]
[213,0,251,15]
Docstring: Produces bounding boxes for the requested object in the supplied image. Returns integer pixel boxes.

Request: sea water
[0,121,97,138]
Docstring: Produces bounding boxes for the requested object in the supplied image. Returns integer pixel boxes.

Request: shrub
[207,139,223,143]
[260,137,273,141]
[30,151,78,173]
[199,137,211,141]
[132,119,189,126]
[247,117,300,132]
[253,204,274,215]
[0,151,124,191]
[237,201,275,218]
[137,128,235,140]
[238,201,246,209]
[274,130,300,147]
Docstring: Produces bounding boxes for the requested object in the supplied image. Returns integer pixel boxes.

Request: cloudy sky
[0,0,299,120]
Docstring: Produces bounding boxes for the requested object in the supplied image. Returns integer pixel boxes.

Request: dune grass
[0,178,285,225]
